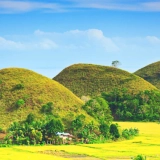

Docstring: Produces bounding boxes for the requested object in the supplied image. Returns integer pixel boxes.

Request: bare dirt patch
[0,133,6,140]
[39,150,102,160]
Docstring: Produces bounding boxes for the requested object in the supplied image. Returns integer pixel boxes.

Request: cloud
[1,29,160,78]
[0,36,58,50]
[42,29,119,52]
[0,29,119,52]
[1,29,160,55]
[142,2,160,11]
[0,0,63,13]
[0,0,160,13]
[39,39,58,49]
[64,0,160,12]
[0,37,24,49]
[146,36,160,44]
[86,29,119,52]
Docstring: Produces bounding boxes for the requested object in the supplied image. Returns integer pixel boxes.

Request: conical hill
[0,67,91,128]
[134,61,160,89]
[53,63,157,97]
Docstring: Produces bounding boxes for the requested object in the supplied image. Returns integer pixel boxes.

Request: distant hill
[0,68,94,129]
[134,61,160,89]
[53,63,157,97]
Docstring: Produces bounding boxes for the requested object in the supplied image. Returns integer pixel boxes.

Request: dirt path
[39,150,102,160]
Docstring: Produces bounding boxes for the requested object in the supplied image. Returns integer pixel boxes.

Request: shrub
[122,129,130,139]
[15,99,25,108]
[40,102,53,114]
[109,123,120,139]
[25,113,35,124]
[122,128,139,139]
[133,154,146,160]
[0,127,4,133]
[99,123,110,138]
[14,83,24,90]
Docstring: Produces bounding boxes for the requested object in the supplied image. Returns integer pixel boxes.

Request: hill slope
[53,63,157,97]
[0,68,93,129]
[134,61,160,89]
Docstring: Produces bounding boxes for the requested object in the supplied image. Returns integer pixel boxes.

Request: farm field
[1,122,160,160]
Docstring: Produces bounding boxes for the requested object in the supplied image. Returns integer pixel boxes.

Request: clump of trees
[3,111,139,145]
[4,114,64,145]
[82,97,113,123]
[4,88,150,145]
[122,128,139,140]
[102,88,160,121]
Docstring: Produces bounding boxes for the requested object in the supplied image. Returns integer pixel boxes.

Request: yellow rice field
[1,122,160,160]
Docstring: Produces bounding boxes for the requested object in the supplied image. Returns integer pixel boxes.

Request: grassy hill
[0,68,95,129]
[53,63,157,97]
[134,61,160,89]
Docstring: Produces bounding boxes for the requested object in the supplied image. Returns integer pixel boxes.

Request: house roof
[56,132,71,136]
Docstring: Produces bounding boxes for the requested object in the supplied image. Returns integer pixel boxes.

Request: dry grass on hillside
[135,61,160,89]
[0,68,95,128]
[54,63,157,97]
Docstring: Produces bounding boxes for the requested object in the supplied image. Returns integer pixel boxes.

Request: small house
[56,132,74,144]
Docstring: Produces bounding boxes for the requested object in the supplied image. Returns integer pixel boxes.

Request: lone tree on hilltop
[112,60,121,68]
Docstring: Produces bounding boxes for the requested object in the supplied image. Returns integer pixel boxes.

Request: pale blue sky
[0,0,160,78]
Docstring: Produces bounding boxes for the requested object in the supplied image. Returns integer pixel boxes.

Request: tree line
[101,88,160,121]
[4,87,160,145]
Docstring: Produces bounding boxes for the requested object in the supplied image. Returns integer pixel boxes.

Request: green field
[1,122,160,160]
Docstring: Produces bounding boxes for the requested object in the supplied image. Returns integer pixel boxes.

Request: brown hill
[0,67,94,129]
[53,63,157,98]
[134,61,160,89]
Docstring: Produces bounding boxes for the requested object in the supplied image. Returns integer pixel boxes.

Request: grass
[53,63,157,98]
[0,147,69,160]
[1,122,160,160]
[0,67,97,129]
[135,61,160,90]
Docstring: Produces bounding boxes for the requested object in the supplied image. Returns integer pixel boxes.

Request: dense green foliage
[0,127,4,133]
[99,123,110,138]
[3,114,98,145]
[135,61,160,90]
[82,97,113,123]
[3,112,139,145]
[122,128,139,139]
[109,123,120,139]
[40,102,54,114]
[4,115,64,145]
[0,67,96,129]
[15,99,25,108]
[53,63,157,98]
[13,83,24,90]
[102,88,160,121]
[133,155,146,160]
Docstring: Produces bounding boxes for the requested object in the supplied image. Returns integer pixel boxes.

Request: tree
[45,118,64,137]
[26,113,35,124]
[99,123,110,138]
[82,97,113,123]
[71,114,85,134]
[109,123,120,139]
[15,99,25,108]
[111,60,121,68]
[40,102,53,114]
